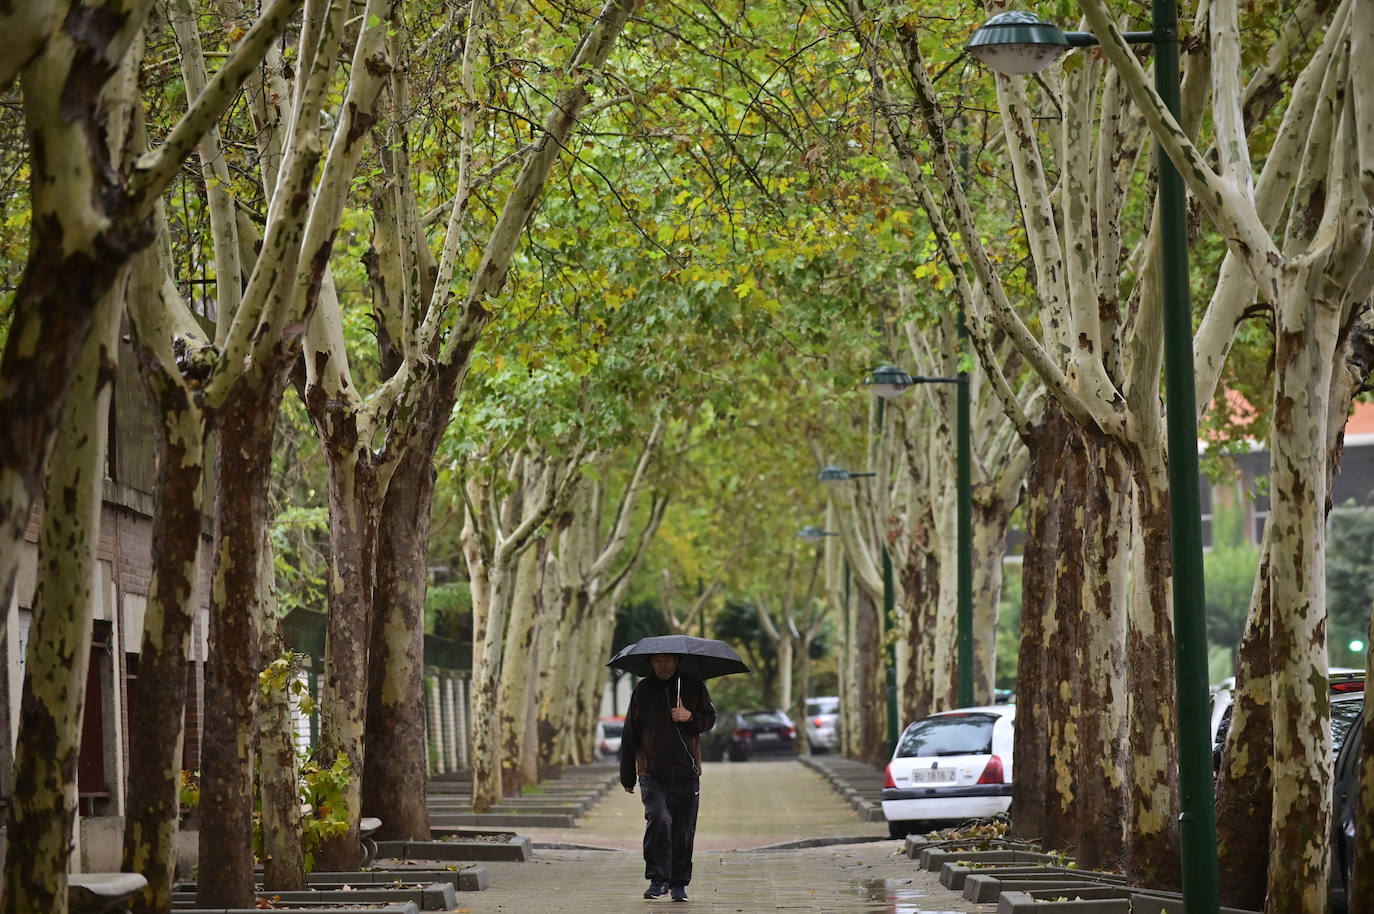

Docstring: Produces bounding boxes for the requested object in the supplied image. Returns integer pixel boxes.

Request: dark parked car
[1329,691,1365,913]
[1213,674,1364,774]
[703,709,797,762]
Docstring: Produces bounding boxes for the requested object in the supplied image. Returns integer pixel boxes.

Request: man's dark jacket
[619,673,716,788]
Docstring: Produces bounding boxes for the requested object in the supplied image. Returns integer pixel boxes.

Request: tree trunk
[795,633,814,755]
[1008,408,1066,842]
[467,553,511,811]
[312,447,381,872]
[853,587,887,768]
[776,636,794,714]
[1215,541,1274,909]
[1125,451,1181,887]
[1265,267,1339,911]
[1042,416,1087,855]
[1076,431,1129,872]
[539,584,584,773]
[362,441,435,840]
[122,341,206,914]
[898,527,938,725]
[535,550,571,778]
[258,610,306,891]
[971,485,1013,703]
[521,539,555,783]
[2,282,119,914]
[499,547,543,792]
[198,383,282,907]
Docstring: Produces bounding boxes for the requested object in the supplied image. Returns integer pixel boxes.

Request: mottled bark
[467,552,511,810]
[197,385,281,907]
[853,588,887,769]
[362,441,434,840]
[1125,456,1180,888]
[498,547,542,792]
[2,274,120,914]
[0,0,59,91]
[898,531,939,723]
[1007,409,1067,842]
[535,553,574,777]
[311,446,380,872]
[539,580,601,771]
[1042,417,1086,855]
[970,485,1014,704]
[1215,544,1274,910]
[1265,267,1340,912]
[122,331,206,914]
[258,610,306,891]
[1076,431,1128,872]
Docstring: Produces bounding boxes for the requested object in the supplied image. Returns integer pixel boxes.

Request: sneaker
[644,881,669,899]
[670,884,688,902]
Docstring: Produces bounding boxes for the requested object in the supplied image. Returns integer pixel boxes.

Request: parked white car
[595,716,624,761]
[881,705,1015,838]
[804,696,839,752]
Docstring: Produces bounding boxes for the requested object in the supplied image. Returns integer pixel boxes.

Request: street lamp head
[817,465,852,491]
[798,525,838,542]
[817,465,876,491]
[866,364,915,399]
[966,10,1070,75]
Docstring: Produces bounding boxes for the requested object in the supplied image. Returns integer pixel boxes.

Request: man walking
[620,653,716,902]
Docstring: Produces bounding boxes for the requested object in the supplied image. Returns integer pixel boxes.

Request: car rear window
[896,713,999,759]
[1332,698,1362,754]
[601,722,623,738]
[742,711,788,727]
[807,698,839,715]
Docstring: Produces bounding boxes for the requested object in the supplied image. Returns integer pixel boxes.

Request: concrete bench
[69,873,147,914]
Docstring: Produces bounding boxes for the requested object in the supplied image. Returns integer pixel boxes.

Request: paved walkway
[449,759,997,913]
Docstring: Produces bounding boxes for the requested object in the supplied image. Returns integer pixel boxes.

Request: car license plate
[755,731,778,741]
[911,769,956,783]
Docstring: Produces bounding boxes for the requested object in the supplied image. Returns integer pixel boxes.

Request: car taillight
[599,740,609,753]
[733,728,750,740]
[813,716,824,727]
[1332,681,1364,693]
[977,755,1005,785]
[785,726,796,738]
[883,764,896,788]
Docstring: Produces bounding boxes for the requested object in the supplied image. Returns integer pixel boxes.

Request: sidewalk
[443,759,997,912]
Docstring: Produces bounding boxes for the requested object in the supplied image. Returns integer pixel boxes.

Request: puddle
[856,877,966,913]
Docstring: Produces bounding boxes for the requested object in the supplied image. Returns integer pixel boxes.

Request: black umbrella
[607,634,750,681]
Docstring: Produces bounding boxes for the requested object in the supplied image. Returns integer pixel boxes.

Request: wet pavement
[438,759,997,913]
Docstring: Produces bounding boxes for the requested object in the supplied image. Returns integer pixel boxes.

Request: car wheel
[728,744,747,762]
[887,820,911,839]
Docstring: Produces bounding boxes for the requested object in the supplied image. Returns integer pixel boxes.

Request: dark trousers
[638,775,700,885]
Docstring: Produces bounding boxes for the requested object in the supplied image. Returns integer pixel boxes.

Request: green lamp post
[966,6,1217,913]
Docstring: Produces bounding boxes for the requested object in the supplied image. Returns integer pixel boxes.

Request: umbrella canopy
[607,635,750,680]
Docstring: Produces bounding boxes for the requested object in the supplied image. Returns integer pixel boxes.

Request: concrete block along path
[433,759,998,912]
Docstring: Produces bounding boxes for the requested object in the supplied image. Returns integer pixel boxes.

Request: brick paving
[438,759,997,913]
